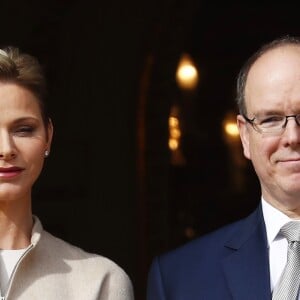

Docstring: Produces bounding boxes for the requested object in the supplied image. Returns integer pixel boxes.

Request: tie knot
[280,221,300,242]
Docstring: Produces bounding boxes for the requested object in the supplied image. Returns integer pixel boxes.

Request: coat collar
[31,215,43,247]
[222,205,271,299]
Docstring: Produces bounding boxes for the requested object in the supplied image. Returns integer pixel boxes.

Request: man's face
[238,45,300,216]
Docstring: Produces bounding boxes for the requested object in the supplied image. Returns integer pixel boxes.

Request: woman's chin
[0,185,29,203]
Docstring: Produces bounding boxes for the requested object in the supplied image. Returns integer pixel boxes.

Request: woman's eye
[14,126,35,136]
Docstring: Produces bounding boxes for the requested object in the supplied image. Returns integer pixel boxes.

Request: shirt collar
[261,197,292,247]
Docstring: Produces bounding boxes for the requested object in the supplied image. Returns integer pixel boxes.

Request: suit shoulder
[147,208,264,298]
[158,215,252,265]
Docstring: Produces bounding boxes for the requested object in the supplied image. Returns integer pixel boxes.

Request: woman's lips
[0,167,24,178]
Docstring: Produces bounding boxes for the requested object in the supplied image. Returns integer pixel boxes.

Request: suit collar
[224,204,266,249]
[222,205,271,299]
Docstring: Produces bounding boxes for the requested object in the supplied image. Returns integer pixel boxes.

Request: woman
[0,47,134,299]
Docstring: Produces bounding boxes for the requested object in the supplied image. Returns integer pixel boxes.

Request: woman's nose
[0,132,17,160]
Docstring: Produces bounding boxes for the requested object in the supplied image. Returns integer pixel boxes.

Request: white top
[262,197,300,299]
[0,248,26,294]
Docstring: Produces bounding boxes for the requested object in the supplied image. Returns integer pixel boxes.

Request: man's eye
[259,116,283,124]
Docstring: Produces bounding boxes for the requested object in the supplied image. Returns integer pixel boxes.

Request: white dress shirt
[262,197,300,299]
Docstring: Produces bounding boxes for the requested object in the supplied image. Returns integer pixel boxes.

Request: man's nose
[0,132,17,160]
[282,118,300,146]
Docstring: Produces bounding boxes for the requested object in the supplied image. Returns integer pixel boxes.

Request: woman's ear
[45,118,54,153]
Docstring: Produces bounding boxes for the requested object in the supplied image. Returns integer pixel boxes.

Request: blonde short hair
[0,46,49,126]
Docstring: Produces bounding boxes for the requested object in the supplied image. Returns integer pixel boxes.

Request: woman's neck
[0,202,32,249]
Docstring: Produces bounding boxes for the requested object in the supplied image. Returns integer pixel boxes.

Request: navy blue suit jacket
[147,205,272,299]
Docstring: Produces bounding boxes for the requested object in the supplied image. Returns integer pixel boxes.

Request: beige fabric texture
[3,217,134,300]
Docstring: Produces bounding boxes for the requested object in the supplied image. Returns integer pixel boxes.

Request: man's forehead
[245,45,300,94]
[250,44,300,73]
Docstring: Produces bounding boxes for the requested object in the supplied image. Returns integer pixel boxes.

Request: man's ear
[237,115,251,160]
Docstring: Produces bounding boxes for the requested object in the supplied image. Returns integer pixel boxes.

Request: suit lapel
[222,205,271,300]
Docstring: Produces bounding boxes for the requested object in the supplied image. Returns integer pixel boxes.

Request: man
[147,35,300,299]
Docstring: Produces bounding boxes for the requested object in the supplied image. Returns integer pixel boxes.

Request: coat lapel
[222,206,271,300]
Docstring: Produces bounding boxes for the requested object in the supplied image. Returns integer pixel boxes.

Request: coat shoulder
[32,230,134,298]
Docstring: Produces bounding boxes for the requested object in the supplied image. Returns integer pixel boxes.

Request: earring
[44,150,50,157]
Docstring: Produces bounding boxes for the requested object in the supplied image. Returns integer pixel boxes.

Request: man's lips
[278,158,300,162]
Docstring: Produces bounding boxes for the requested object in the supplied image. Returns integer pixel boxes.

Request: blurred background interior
[3,1,300,298]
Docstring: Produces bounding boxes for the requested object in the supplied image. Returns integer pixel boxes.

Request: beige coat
[2,217,134,300]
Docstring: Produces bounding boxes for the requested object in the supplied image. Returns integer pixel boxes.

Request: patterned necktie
[272,221,300,300]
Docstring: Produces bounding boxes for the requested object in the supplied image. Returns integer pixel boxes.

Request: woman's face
[0,82,53,203]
